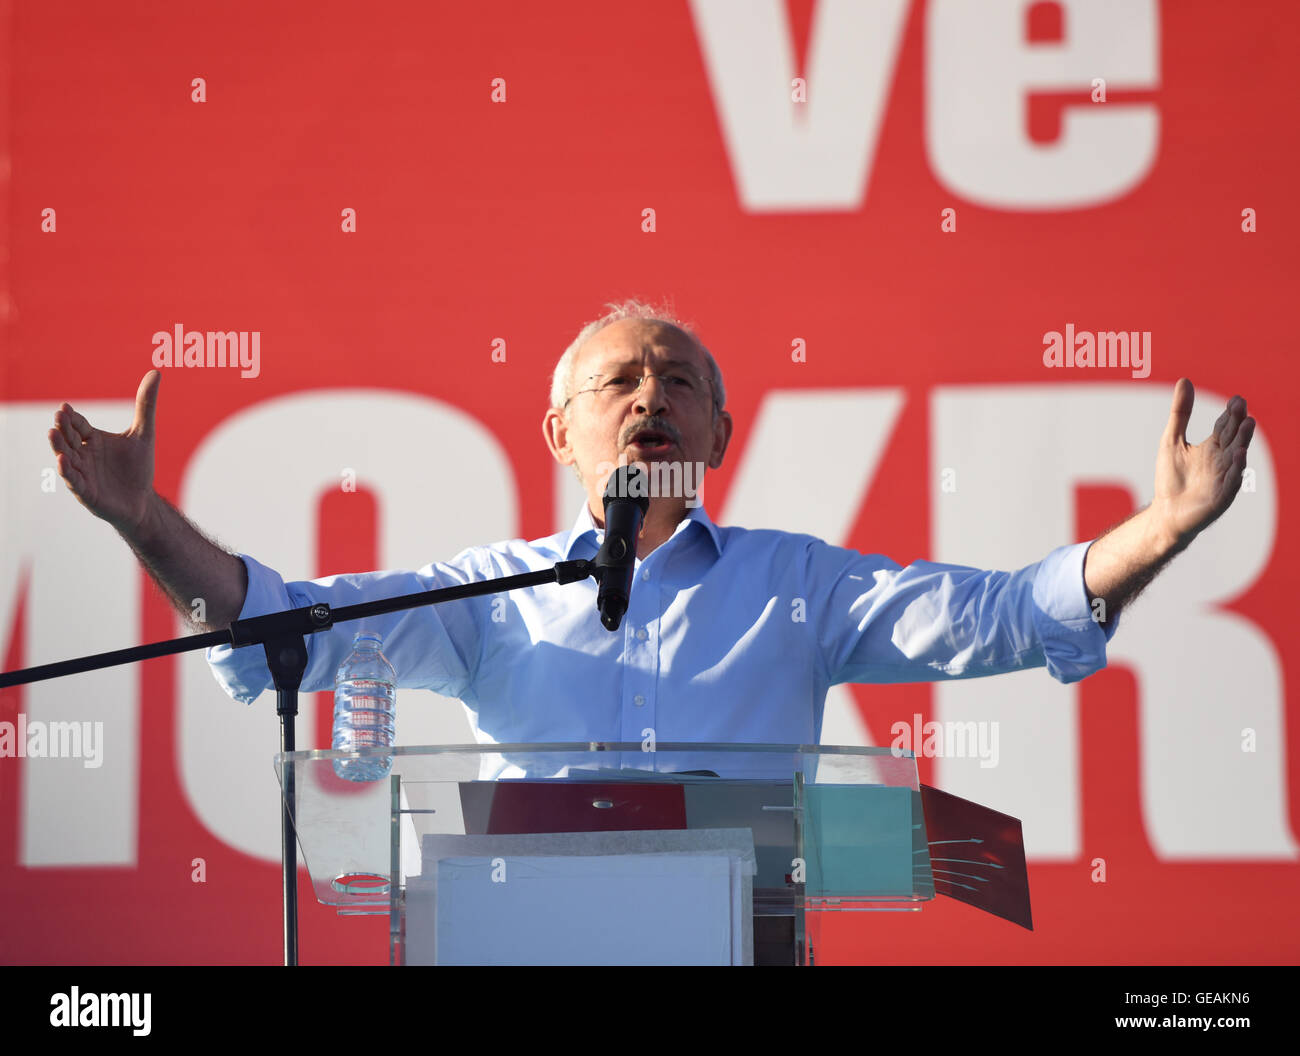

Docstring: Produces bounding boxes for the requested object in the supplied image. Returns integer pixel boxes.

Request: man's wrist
[120,490,164,550]
[1145,501,1194,560]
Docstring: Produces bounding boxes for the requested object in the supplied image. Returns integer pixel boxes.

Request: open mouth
[627,429,675,454]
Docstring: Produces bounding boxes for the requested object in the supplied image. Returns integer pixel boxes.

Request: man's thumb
[134,370,161,439]
[1163,377,1193,447]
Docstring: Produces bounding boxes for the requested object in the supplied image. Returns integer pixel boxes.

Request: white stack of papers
[406,828,757,965]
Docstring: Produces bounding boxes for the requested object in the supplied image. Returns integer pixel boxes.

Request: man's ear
[708,409,734,470]
[542,407,571,465]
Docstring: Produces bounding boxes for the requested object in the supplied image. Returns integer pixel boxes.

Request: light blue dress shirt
[205,503,1118,751]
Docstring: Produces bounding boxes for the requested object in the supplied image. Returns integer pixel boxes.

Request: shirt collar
[563,501,723,559]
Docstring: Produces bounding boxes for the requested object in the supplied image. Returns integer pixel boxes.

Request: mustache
[621,417,681,447]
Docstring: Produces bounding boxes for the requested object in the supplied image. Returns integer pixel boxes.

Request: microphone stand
[0,558,600,965]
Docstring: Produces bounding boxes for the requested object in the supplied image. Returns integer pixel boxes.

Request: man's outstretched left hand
[1151,377,1255,550]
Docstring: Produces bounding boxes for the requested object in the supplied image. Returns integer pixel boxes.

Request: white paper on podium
[440,853,731,965]
[405,828,756,965]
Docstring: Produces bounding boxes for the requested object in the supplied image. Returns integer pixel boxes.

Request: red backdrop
[1,0,1296,964]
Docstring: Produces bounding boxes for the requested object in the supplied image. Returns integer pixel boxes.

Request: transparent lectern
[275,742,1031,965]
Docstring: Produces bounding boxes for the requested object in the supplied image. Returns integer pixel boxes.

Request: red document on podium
[920,784,1034,931]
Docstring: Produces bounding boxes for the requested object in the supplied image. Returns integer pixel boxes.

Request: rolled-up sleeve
[204,552,488,705]
[1032,540,1120,681]
[808,538,1117,687]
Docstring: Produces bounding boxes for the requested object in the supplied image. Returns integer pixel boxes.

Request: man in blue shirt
[46,302,1257,749]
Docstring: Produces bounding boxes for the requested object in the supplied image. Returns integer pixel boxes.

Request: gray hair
[549,299,726,413]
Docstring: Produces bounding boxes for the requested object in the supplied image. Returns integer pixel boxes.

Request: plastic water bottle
[331,631,397,782]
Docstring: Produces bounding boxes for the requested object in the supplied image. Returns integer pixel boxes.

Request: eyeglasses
[564,370,716,410]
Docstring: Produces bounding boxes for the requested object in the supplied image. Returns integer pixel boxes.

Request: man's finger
[48,426,80,465]
[1227,446,1248,497]
[1228,416,1256,452]
[60,403,94,442]
[1211,406,1230,445]
[56,408,83,450]
[1162,377,1194,447]
[54,451,85,492]
[132,370,161,440]
[1219,396,1246,448]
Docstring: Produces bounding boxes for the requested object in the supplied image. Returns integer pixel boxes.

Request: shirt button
[634,695,646,707]
[636,628,648,641]
[641,570,650,582]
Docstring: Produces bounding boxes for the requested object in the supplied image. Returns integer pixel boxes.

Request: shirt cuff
[1031,540,1119,683]
[203,553,292,704]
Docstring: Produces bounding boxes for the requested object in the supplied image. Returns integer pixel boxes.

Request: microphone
[595,465,649,631]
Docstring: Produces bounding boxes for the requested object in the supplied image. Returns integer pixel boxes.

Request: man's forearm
[1083,503,1187,623]
[121,492,249,630]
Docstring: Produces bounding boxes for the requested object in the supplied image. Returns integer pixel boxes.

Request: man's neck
[590,495,689,558]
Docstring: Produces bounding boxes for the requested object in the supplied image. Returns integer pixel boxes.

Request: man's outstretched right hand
[48,369,160,539]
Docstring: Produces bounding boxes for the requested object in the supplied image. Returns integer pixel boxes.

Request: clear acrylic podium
[274,742,939,965]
